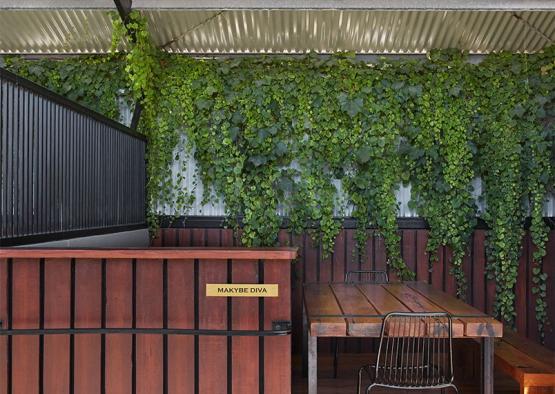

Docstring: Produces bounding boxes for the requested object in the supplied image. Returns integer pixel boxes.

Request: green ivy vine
[4,12,554,337]
[403,50,477,297]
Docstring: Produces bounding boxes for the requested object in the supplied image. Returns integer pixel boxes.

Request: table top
[304,281,503,338]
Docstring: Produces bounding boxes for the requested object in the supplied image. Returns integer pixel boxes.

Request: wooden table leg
[482,337,494,394]
[308,335,317,394]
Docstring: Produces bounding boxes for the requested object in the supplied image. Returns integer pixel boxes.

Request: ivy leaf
[195,98,213,110]
[229,126,240,142]
[449,85,462,97]
[513,104,525,118]
[274,141,288,156]
[277,177,293,192]
[249,156,267,167]
[408,85,422,97]
[356,146,372,164]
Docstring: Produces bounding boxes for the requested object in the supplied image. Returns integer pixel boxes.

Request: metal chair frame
[334,270,389,378]
[357,312,458,394]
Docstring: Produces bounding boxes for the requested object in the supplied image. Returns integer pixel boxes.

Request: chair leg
[357,367,364,394]
[333,338,339,378]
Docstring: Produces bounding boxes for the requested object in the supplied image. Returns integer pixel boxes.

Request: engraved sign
[206,284,278,297]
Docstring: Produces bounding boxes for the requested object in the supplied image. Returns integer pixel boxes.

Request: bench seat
[494,328,555,394]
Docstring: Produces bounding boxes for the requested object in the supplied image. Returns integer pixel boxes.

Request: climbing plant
[402,50,478,298]
[4,12,554,336]
[3,54,131,121]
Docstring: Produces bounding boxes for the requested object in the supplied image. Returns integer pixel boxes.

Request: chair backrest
[374,312,454,388]
[344,270,389,284]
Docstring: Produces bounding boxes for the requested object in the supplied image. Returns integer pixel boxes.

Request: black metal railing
[0,68,147,245]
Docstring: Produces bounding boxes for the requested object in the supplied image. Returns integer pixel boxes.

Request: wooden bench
[494,328,555,394]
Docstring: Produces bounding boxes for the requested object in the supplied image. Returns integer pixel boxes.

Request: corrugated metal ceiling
[0,9,553,54]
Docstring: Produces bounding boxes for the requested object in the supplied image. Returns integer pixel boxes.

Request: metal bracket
[272,320,292,331]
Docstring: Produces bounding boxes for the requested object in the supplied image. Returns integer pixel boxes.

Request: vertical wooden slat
[373,232,387,273]
[416,230,429,282]
[291,233,304,355]
[516,235,529,335]
[12,259,40,394]
[0,259,7,394]
[527,233,540,342]
[430,246,444,291]
[304,236,318,283]
[231,260,259,394]
[177,228,193,247]
[544,230,555,351]
[74,259,101,394]
[44,259,70,394]
[264,259,292,394]
[445,247,457,296]
[402,229,417,275]
[473,230,487,313]
[463,234,473,305]
[136,260,163,394]
[198,258,227,393]
[151,229,163,247]
[167,259,195,394]
[163,228,177,247]
[105,259,132,394]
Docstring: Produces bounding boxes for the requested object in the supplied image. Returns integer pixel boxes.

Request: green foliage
[402,50,477,296]
[4,55,130,121]
[5,13,554,337]
[476,49,555,329]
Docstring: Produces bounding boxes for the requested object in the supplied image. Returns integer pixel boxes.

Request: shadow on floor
[291,354,519,394]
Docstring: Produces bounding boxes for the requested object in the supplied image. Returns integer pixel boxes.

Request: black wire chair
[333,270,389,378]
[357,312,457,394]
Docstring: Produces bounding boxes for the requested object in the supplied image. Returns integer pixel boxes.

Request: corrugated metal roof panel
[0,10,114,53]
[0,9,553,54]
[146,10,555,54]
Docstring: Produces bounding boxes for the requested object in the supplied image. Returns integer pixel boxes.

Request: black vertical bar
[21,88,28,236]
[132,258,137,394]
[101,259,106,394]
[0,76,3,238]
[469,232,475,305]
[40,96,45,234]
[69,258,75,394]
[39,258,45,394]
[258,259,264,394]
[226,259,232,394]
[163,259,168,394]
[194,258,199,394]
[7,258,13,394]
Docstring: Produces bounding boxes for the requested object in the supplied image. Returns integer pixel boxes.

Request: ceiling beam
[114,0,132,22]
[112,0,142,130]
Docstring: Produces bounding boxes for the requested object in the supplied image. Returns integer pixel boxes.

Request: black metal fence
[0,68,146,246]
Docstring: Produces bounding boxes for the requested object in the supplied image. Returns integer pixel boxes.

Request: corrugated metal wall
[116,86,555,219]
[157,147,555,217]
[0,69,147,244]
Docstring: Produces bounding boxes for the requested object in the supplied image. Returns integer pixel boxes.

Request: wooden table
[303,281,503,394]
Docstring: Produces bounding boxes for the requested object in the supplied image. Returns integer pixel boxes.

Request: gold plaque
[206,284,279,297]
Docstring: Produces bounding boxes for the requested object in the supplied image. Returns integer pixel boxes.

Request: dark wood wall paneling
[0,243,292,394]
[154,227,555,353]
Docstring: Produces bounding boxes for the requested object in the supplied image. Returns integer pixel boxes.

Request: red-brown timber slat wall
[153,227,555,353]
[0,245,295,394]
